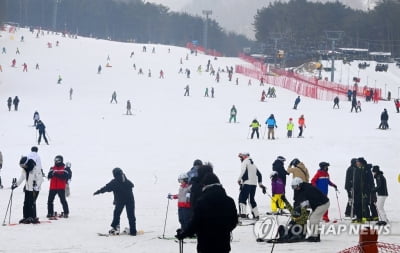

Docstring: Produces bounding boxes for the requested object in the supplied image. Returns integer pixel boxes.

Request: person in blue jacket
[293,96,301,109]
[265,114,277,140]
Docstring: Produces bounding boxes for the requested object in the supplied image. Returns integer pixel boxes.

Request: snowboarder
[311,162,337,222]
[265,114,277,139]
[378,109,389,129]
[293,96,301,109]
[7,97,12,111]
[229,105,237,123]
[93,168,137,236]
[237,152,266,219]
[110,91,117,104]
[291,177,330,242]
[167,173,192,230]
[183,85,190,96]
[269,171,285,214]
[47,155,71,218]
[175,172,238,253]
[333,96,339,109]
[33,111,40,126]
[372,166,389,226]
[287,118,294,138]
[126,100,132,115]
[12,96,20,111]
[36,120,49,145]
[298,115,306,137]
[12,156,44,224]
[249,119,261,139]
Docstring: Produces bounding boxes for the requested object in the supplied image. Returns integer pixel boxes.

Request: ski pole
[161,198,170,239]
[335,190,343,221]
[262,126,267,139]
[2,178,16,226]
[179,238,184,253]
[247,127,251,139]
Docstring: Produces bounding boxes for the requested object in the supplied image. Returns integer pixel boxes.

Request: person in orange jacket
[298,115,306,138]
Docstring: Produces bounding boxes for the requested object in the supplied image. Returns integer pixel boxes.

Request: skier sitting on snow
[93,168,137,236]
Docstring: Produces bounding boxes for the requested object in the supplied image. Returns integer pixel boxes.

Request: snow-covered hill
[0,26,399,252]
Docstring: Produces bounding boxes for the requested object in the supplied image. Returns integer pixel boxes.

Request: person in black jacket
[176,172,238,253]
[291,177,330,242]
[94,168,137,235]
[13,96,19,111]
[378,109,389,129]
[272,156,288,186]
[189,164,213,210]
[36,120,49,145]
[7,97,12,111]
[372,166,389,226]
[344,158,357,217]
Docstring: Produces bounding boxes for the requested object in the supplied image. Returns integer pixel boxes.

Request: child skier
[269,171,285,214]
[93,168,137,236]
[287,118,294,138]
[168,173,192,230]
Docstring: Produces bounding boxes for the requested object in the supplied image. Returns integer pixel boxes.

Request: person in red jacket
[47,155,71,218]
[311,162,337,222]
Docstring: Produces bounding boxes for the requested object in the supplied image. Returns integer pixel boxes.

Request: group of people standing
[7,96,20,111]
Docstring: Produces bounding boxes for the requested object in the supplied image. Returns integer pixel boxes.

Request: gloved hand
[66,162,71,168]
[175,229,185,240]
[11,183,18,190]
[292,206,301,218]
[93,190,101,196]
[167,193,173,199]
[260,185,266,194]
[334,185,338,191]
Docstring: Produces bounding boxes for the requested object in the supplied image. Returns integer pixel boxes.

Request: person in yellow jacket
[249,119,261,139]
[287,118,294,138]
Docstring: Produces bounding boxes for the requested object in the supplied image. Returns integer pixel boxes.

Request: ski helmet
[319,162,330,168]
[178,173,189,182]
[112,167,123,178]
[277,156,286,162]
[193,159,203,166]
[291,177,303,190]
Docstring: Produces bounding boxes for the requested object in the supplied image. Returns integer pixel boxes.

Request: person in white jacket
[12,156,44,224]
[237,152,266,219]
[27,146,44,177]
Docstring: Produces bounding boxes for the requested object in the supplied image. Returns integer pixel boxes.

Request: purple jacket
[271,177,285,194]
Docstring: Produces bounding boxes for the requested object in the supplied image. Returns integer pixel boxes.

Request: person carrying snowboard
[94,168,137,236]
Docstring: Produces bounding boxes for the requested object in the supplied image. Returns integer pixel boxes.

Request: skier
[7,97,12,111]
[22,63,28,72]
[229,105,237,123]
[333,96,339,109]
[110,91,117,104]
[272,156,289,187]
[356,100,362,112]
[11,59,16,67]
[183,85,190,96]
[287,158,309,183]
[269,171,285,214]
[159,70,164,79]
[261,90,266,102]
[33,111,40,126]
[148,69,151,77]
[12,156,43,224]
[287,118,294,138]
[94,168,137,236]
[372,166,389,226]
[126,100,132,115]
[311,162,337,222]
[351,96,358,112]
[293,96,301,109]
[298,114,306,137]
[265,114,277,139]
[378,109,389,129]
[36,120,49,145]
[204,87,209,97]
[237,152,266,219]
[167,173,192,230]
[344,158,357,218]
[249,118,261,139]
[13,96,20,111]
[97,65,102,74]
[291,177,330,242]
[175,172,238,253]
[0,150,3,188]
[47,155,71,218]
[27,146,44,178]
[211,87,214,98]
[57,75,62,84]
[394,99,400,113]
